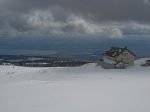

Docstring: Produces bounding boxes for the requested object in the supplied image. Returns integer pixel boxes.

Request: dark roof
[103,46,136,58]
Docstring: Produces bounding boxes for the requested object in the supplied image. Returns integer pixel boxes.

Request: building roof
[103,46,136,58]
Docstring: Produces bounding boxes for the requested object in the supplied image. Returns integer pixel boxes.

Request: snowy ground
[0,58,150,112]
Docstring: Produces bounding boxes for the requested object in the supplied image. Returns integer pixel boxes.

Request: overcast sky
[0,0,150,38]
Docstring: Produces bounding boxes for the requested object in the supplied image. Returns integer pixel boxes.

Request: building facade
[100,47,136,69]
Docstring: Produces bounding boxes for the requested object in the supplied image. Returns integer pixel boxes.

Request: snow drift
[0,58,150,112]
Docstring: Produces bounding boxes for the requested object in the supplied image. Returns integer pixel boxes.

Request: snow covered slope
[0,58,150,112]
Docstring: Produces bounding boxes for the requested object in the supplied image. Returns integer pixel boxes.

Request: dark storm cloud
[0,0,150,38]
[1,0,150,21]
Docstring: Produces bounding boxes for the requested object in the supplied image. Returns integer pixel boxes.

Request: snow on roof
[103,46,135,58]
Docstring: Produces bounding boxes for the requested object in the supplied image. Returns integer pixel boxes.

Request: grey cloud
[0,0,150,38]
[144,0,150,5]
[1,8,150,38]
[0,0,150,21]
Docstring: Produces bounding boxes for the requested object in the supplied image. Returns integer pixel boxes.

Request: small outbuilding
[141,60,150,67]
[99,46,136,69]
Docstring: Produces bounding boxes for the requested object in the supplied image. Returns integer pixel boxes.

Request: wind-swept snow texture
[0,58,150,112]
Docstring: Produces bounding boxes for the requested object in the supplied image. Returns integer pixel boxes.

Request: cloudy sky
[0,0,150,38]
